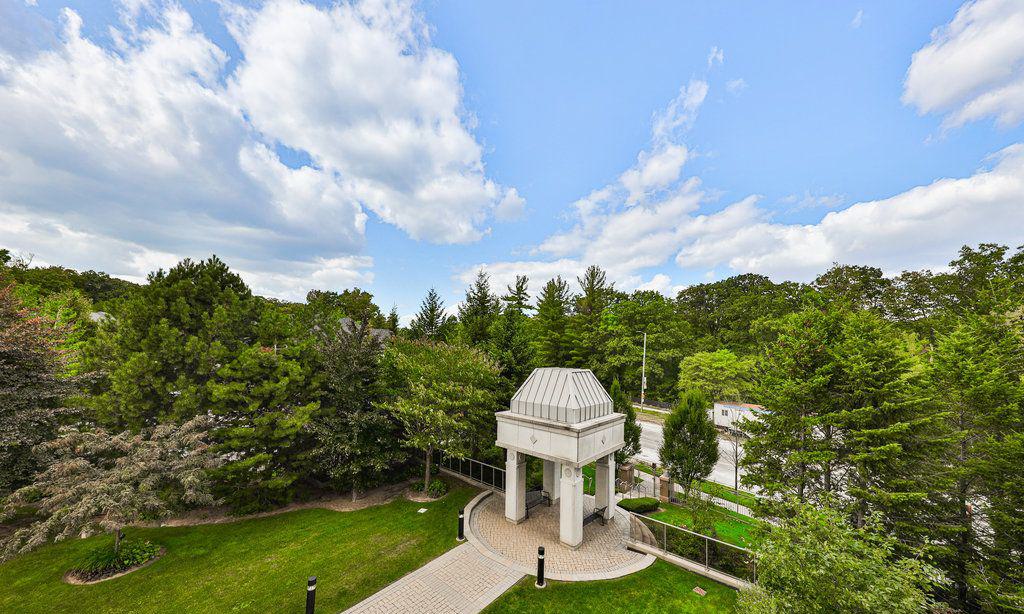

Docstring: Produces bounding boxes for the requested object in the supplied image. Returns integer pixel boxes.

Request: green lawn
[648,500,759,548]
[694,480,759,509]
[483,559,737,613]
[0,485,477,613]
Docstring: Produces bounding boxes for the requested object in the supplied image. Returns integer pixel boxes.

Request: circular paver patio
[466,491,655,581]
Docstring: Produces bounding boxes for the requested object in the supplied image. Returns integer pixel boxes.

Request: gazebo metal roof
[509,368,613,424]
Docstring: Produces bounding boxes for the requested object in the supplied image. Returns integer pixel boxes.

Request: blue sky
[1,0,1023,320]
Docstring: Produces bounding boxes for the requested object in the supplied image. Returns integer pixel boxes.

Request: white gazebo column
[559,465,584,548]
[542,459,562,503]
[505,449,527,524]
[595,453,616,520]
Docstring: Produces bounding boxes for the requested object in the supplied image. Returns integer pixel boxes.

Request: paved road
[636,420,748,491]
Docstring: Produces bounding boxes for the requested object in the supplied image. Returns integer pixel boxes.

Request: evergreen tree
[743,308,842,504]
[409,288,453,341]
[310,318,404,502]
[532,277,572,366]
[502,275,531,313]
[458,270,501,347]
[385,306,400,333]
[829,311,941,536]
[567,265,613,371]
[486,306,536,403]
[925,316,1023,610]
[660,390,718,497]
[609,379,642,465]
[0,284,78,494]
[86,256,260,429]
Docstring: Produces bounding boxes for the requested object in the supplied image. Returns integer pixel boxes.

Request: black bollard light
[306,576,316,614]
[536,546,546,588]
[458,510,465,541]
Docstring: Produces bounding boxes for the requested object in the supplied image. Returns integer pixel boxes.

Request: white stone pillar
[595,454,616,520]
[505,449,527,524]
[559,465,584,548]
[542,459,561,503]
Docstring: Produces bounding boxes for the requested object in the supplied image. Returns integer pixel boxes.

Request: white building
[710,402,764,433]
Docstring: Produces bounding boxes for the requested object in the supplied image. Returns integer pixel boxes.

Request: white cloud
[851,9,864,29]
[652,79,708,141]
[0,0,515,300]
[227,0,511,243]
[620,144,689,204]
[725,78,747,94]
[707,46,723,69]
[494,188,526,222]
[904,0,1024,128]
[461,69,1024,296]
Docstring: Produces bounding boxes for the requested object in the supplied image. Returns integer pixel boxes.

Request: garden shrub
[72,539,161,580]
[412,478,448,498]
[617,497,659,514]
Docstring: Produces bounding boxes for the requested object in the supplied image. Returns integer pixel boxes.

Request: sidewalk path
[342,542,523,614]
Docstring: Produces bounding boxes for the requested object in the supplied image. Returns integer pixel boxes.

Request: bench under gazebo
[495,367,625,549]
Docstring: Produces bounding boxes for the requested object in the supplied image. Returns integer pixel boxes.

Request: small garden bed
[407,477,450,501]
[64,539,164,584]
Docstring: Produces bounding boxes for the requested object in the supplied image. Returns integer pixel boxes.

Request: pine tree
[458,270,500,347]
[532,277,572,366]
[567,265,613,371]
[410,288,452,341]
[486,307,536,403]
[86,256,259,429]
[502,275,531,313]
[609,379,642,464]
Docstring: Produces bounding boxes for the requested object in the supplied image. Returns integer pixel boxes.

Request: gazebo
[495,368,625,549]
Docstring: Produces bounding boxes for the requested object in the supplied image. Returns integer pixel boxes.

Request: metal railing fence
[628,512,757,584]
[436,453,506,492]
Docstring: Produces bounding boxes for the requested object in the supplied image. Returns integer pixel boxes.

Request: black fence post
[457,510,465,541]
[535,546,546,588]
[306,576,316,614]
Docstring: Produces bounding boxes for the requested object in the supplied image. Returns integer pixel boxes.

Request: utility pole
[640,331,647,411]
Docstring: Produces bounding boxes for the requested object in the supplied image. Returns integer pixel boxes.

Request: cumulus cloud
[0,0,515,300]
[904,0,1024,128]
[463,72,1024,297]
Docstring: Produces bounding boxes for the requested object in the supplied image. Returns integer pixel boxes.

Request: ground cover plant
[0,486,477,614]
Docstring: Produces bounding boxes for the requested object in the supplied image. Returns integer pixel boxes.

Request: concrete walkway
[342,542,523,614]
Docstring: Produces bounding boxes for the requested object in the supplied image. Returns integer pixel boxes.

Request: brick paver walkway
[468,492,655,581]
[342,542,523,614]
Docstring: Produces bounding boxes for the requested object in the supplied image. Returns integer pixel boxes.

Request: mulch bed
[63,548,166,585]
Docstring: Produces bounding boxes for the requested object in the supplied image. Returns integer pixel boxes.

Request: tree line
[1,243,1021,611]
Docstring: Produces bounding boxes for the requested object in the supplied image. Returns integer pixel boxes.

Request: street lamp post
[639,331,647,411]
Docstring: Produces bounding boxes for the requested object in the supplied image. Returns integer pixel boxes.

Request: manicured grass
[483,559,736,613]
[0,485,477,614]
[694,479,759,509]
[634,461,663,476]
[648,500,759,548]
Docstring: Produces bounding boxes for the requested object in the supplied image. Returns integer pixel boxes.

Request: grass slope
[483,559,737,613]
[648,501,758,548]
[0,486,476,614]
